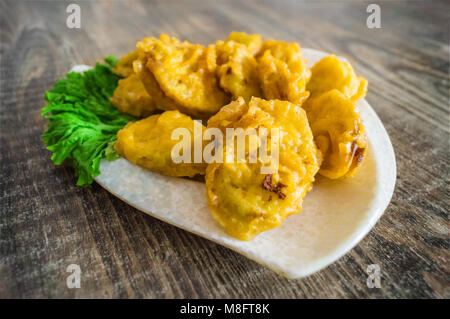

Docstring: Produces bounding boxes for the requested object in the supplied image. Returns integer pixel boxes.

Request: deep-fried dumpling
[257,40,311,104]
[113,50,139,78]
[110,73,157,118]
[115,110,207,177]
[136,34,229,119]
[226,32,263,56]
[303,89,368,179]
[206,97,321,240]
[214,39,262,102]
[307,55,367,101]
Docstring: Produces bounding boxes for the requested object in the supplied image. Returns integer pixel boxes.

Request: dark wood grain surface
[1,0,449,298]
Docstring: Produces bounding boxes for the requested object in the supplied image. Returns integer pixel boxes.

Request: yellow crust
[257,40,311,104]
[206,97,321,240]
[115,111,207,177]
[110,73,157,118]
[303,89,368,179]
[136,34,230,119]
[112,50,139,78]
[307,55,368,101]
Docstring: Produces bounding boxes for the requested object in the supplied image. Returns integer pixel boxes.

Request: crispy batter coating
[303,89,368,179]
[226,32,263,56]
[115,110,207,177]
[136,34,229,119]
[256,40,311,104]
[133,56,179,112]
[206,97,321,240]
[113,50,139,78]
[110,73,157,118]
[110,33,372,241]
[307,55,367,101]
[213,39,262,102]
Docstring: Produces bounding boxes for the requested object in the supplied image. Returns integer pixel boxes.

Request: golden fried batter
[307,55,367,101]
[214,39,262,102]
[206,97,321,240]
[108,33,372,242]
[136,34,229,119]
[303,89,368,179]
[113,50,139,78]
[133,56,179,112]
[256,40,311,104]
[115,110,207,177]
[226,32,263,56]
[110,73,157,118]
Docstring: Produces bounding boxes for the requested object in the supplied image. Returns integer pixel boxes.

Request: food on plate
[226,32,263,56]
[110,73,157,117]
[133,56,180,113]
[43,32,371,241]
[113,50,139,78]
[303,89,368,179]
[115,110,207,177]
[257,40,311,104]
[306,55,367,101]
[136,34,229,119]
[213,38,262,101]
[205,97,321,240]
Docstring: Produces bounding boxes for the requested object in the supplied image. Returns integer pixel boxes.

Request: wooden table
[1,0,448,298]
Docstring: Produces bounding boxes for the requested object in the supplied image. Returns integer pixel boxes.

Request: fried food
[111,34,369,239]
[206,97,321,240]
[115,110,207,177]
[213,39,262,102]
[226,32,263,56]
[110,73,157,118]
[111,50,160,118]
[113,50,139,78]
[133,56,179,112]
[136,34,229,119]
[257,40,311,104]
[303,89,368,179]
[307,55,367,101]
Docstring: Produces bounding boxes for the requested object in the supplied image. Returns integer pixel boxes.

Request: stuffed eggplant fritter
[205,97,321,240]
[113,50,139,78]
[115,110,206,177]
[110,73,157,118]
[213,38,262,102]
[303,89,368,179]
[306,55,367,101]
[257,40,311,104]
[136,34,229,119]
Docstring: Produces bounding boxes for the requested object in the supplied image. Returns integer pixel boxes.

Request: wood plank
[0,0,448,298]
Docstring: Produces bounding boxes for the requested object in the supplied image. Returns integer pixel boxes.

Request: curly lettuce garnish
[42,57,134,186]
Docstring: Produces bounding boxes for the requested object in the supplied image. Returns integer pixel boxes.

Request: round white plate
[77,48,396,278]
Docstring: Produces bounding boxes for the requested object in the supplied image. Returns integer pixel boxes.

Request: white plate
[76,48,396,278]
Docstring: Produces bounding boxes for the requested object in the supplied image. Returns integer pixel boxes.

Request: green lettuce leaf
[42,57,134,186]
